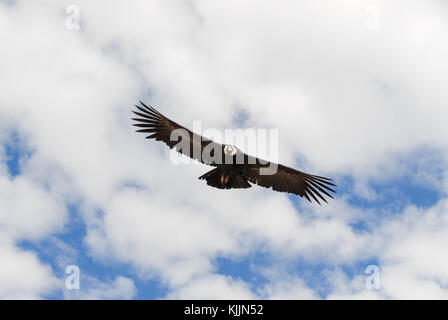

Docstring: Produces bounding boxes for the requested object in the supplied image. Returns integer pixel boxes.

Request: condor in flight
[132,102,336,204]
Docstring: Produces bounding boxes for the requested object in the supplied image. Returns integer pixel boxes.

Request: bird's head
[223,144,238,156]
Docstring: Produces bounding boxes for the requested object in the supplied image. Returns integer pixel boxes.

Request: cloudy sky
[1,0,448,299]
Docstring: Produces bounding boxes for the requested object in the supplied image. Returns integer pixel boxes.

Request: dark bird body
[132,102,336,204]
[199,164,252,189]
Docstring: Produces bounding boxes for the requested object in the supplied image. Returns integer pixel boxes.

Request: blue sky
[1,0,448,299]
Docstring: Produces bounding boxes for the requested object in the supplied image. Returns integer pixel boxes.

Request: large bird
[132,102,336,204]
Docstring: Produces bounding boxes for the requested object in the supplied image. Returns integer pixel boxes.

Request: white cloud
[375,200,448,299]
[258,272,318,299]
[0,161,67,299]
[327,200,448,299]
[0,0,448,299]
[0,244,58,299]
[0,175,67,240]
[64,275,136,300]
[166,274,256,300]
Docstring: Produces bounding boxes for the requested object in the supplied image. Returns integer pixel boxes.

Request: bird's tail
[199,168,251,189]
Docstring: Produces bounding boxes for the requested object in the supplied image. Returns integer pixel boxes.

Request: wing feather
[132,102,222,165]
[243,163,336,204]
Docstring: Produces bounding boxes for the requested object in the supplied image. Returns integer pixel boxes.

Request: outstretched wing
[243,162,336,204]
[132,101,222,165]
